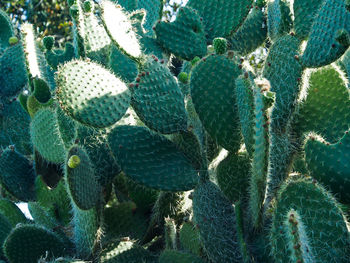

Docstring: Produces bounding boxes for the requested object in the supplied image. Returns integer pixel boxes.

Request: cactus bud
[178,72,189,84]
[8,36,18,45]
[213,38,228,55]
[68,155,81,168]
[43,36,54,50]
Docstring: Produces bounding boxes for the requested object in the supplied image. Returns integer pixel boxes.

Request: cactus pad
[30,108,66,164]
[305,130,350,203]
[296,66,350,143]
[302,0,350,68]
[56,60,131,128]
[0,147,36,201]
[101,0,142,59]
[270,176,350,263]
[65,146,100,210]
[186,0,253,41]
[4,224,66,263]
[193,180,242,263]
[130,56,188,134]
[190,54,242,152]
[263,35,303,132]
[154,7,207,60]
[108,125,199,191]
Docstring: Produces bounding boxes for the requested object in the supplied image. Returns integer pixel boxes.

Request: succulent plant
[0,0,349,262]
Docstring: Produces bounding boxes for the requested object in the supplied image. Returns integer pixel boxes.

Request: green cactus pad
[263,35,303,132]
[179,222,202,255]
[100,240,157,263]
[4,224,66,263]
[229,7,267,55]
[65,146,100,210]
[114,173,159,211]
[0,199,27,227]
[114,0,138,11]
[137,0,162,34]
[45,42,75,70]
[1,100,32,155]
[109,45,138,83]
[190,54,242,152]
[293,0,324,40]
[0,147,36,201]
[75,1,111,64]
[216,152,251,203]
[296,66,350,143]
[28,202,59,230]
[21,23,56,90]
[103,201,148,242]
[248,80,272,228]
[56,106,77,149]
[159,250,204,263]
[0,9,14,48]
[35,176,72,226]
[108,125,199,191]
[155,6,207,60]
[101,0,142,59]
[30,108,66,164]
[305,130,350,204]
[270,176,350,263]
[170,130,204,171]
[302,0,350,68]
[186,0,253,41]
[77,126,120,187]
[235,75,255,155]
[193,180,242,263]
[0,43,28,98]
[267,0,293,42]
[71,205,98,259]
[56,60,131,128]
[130,57,188,133]
[0,213,12,259]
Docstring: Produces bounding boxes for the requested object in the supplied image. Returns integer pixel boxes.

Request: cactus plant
[0,1,349,262]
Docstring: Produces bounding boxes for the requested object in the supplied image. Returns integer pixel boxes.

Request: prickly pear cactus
[0,1,349,262]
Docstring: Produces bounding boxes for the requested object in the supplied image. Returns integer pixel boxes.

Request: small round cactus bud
[213,37,228,55]
[68,155,81,168]
[191,56,200,66]
[178,72,189,84]
[83,0,92,13]
[43,36,54,50]
[70,5,79,20]
[8,36,19,46]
